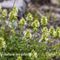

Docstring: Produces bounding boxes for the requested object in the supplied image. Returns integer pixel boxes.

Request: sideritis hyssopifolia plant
[41,27,49,41]
[2,9,7,19]
[26,13,33,22]
[29,50,37,60]
[31,19,40,31]
[55,27,60,38]
[17,55,22,60]
[26,12,33,26]
[9,6,18,22]
[0,37,6,50]
[41,16,48,26]
[0,5,60,60]
[19,17,26,28]
[49,26,56,38]
[24,29,32,39]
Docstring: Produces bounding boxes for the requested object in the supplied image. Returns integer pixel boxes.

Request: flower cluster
[29,50,37,60]
[17,55,22,60]
[41,16,48,26]
[2,9,7,19]
[26,13,33,21]
[19,18,26,27]
[24,29,32,39]
[0,37,6,49]
[31,19,40,31]
[9,6,18,21]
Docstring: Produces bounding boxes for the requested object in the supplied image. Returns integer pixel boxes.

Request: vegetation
[0,5,60,60]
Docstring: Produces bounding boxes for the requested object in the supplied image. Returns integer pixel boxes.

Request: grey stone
[0,0,4,2]
[0,0,30,18]
[51,0,60,5]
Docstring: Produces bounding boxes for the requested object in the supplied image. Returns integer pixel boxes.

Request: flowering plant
[0,5,60,60]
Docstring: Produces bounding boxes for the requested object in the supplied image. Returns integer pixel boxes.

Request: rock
[0,0,4,2]
[0,0,31,18]
[0,0,26,10]
[24,0,31,4]
[51,0,60,5]
[31,0,51,5]
[40,5,60,19]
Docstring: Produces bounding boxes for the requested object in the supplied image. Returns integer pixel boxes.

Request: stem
[13,0,16,8]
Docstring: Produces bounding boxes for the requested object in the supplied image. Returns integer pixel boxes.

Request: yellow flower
[19,18,26,27]
[17,55,22,60]
[32,19,40,28]
[41,16,48,26]
[26,13,33,21]
[2,9,7,18]
[29,50,37,59]
[0,37,6,49]
[24,29,32,39]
